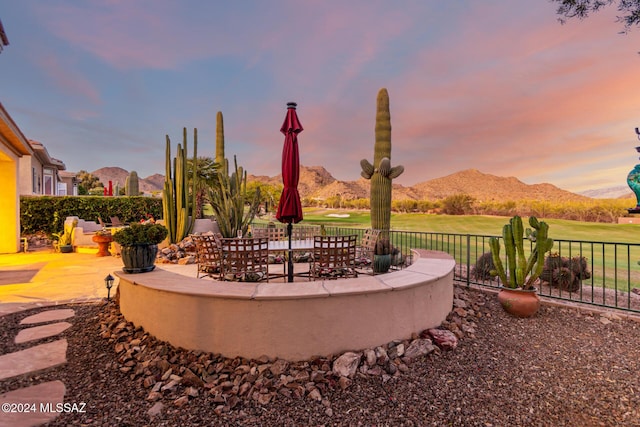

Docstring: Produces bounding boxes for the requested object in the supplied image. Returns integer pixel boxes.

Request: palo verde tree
[552,0,640,33]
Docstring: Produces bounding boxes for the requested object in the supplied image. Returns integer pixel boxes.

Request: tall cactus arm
[502,224,517,288]
[511,216,527,287]
[389,165,404,179]
[360,159,374,179]
[489,237,509,286]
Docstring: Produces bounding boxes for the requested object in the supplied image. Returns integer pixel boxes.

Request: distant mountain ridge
[91,167,163,194]
[248,167,588,202]
[91,166,589,201]
[578,185,633,199]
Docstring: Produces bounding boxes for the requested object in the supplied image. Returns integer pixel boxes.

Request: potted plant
[374,237,392,273]
[52,218,77,253]
[112,223,168,273]
[92,229,113,257]
[489,215,554,317]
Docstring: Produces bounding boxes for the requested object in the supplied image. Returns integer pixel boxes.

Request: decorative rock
[143,376,156,388]
[148,402,164,417]
[146,391,163,402]
[177,255,195,265]
[364,348,376,367]
[332,352,361,378]
[307,388,322,401]
[453,298,467,308]
[174,395,189,407]
[375,346,389,365]
[181,368,204,388]
[338,376,352,390]
[428,328,458,350]
[403,338,435,360]
[270,359,289,376]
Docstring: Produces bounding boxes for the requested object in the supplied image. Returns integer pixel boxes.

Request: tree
[76,170,102,194]
[552,0,640,32]
[187,156,220,219]
[246,181,282,214]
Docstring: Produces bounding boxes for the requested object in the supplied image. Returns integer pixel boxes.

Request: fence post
[466,234,471,287]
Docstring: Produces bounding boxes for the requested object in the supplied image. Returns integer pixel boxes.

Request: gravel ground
[1,285,640,427]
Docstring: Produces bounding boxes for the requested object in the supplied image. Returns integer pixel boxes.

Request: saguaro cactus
[215,111,227,176]
[162,128,198,243]
[489,216,554,289]
[125,171,139,196]
[360,88,404,253]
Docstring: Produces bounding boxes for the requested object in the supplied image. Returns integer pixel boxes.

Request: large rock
[428,328,458,350]
[332,352,361,378]
[403,339,436,360]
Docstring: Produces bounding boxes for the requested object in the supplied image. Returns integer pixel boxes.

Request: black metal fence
[325,226,640,314]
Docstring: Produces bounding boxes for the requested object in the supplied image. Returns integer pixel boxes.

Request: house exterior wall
[0,149,20,253]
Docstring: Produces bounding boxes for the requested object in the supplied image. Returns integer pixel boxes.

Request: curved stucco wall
[117,250,455,361]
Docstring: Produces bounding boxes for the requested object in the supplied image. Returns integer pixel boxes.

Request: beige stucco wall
[118,251,455,361]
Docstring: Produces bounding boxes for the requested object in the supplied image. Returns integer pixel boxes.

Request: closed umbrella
[276,102,303,282]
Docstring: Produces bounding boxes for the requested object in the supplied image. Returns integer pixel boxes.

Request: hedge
[20,195,163,236]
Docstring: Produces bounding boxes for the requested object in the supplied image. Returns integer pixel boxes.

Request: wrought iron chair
[355,228,381,275]
[309,235,358,280]
[219,237,270,282]
[192,234,223,280]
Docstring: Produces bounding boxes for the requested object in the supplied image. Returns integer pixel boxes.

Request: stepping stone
[0,340,67,381]
[19,309,75,325]
[0,380,65,427]
[14,322,73,344]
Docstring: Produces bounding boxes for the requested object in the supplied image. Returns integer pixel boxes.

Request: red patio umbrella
[276,102,303,282]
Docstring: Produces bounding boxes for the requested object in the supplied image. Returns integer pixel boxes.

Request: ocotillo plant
[124,171,139,196]
[162,128,198,243]
[489,215,554,290]
[207,156,260,238]
[215,111,227,176]
[360,88,404,254]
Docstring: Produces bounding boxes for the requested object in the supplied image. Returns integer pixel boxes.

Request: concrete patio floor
[0,248,323,316]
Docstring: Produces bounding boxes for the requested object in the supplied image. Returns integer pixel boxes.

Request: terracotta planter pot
[120,244,158,274]
[92,235,113,257]
[497,287,540,318]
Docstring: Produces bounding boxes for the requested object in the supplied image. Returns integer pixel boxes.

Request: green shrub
[112,223,168,245]
[20,196,163,236]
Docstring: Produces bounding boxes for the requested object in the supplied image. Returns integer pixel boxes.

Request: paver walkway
[0,308,75,426]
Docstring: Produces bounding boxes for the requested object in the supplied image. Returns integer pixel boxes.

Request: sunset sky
[2,1,640,193]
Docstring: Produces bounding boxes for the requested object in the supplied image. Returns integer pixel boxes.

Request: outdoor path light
[104,274,114,301]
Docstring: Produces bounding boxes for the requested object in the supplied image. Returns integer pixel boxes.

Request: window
[43,168,53,195]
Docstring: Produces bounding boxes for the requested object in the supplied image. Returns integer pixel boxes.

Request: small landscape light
[104,274,114,301]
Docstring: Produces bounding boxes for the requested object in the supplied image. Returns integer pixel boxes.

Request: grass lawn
[293,209,640,292]
[299,208,640,244]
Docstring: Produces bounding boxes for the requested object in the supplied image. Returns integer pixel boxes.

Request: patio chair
[291,225,320,241]
[355,228,381,275]
[219,237,270,282]
[192,234,223,280]
[309,235,358,280]
[110,216,126,227]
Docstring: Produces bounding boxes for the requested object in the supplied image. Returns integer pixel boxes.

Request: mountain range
[91,166,629,201]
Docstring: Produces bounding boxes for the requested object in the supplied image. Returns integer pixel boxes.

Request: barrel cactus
[360,88,404,254]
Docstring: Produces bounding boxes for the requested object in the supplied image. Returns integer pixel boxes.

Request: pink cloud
[33,52,101,105]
